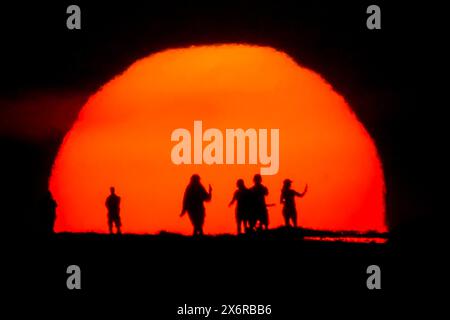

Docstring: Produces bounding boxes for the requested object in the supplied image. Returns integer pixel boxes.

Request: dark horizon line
[52,227,389,238]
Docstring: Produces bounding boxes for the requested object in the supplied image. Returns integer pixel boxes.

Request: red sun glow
[50,44,386,234]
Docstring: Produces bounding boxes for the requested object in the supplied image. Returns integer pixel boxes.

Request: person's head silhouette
[283,179,292,188]
[110,186,116,194]
[236,179,245,189]
[253,174,262,185]
[190,174,201,185]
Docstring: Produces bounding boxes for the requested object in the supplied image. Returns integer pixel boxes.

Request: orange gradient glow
[50,44,386,234]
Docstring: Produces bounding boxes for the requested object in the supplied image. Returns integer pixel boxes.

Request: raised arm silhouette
[280,179,307,228]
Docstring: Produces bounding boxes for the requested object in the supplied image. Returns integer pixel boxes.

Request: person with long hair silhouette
[280,179,307,228]
[180,174,212,236]
[249,174,269,231]
[229,179,251,234]
[106,186,122,234]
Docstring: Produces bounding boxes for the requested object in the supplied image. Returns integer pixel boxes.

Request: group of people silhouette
[37,174,307,236]
[180,173,308,236]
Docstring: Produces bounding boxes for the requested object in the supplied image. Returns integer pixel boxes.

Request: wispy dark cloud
[0,90,88,141]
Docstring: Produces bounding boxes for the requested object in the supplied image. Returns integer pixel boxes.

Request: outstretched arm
[205,184,213,202]
[296,184,308,197]
[304,184,308,194]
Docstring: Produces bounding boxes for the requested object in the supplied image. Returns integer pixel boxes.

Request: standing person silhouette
[229,179,251,234]
[280,179,308,228]
[105,187,121,234]
[180,174,212,236]
[249,174,269,231]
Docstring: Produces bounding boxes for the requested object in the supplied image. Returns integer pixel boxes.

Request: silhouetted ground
[5,226,437,317]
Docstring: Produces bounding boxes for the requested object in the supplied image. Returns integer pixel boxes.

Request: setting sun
[50,44,386,234]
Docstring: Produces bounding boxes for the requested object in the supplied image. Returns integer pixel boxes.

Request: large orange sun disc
[50,44,386,234]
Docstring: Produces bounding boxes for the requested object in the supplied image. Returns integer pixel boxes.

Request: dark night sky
[0,1,443,233]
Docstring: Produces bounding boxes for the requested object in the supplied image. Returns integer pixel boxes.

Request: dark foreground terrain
[5,228,437,317]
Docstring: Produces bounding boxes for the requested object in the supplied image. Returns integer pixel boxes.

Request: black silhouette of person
[37,191,57,234]
[180,174,212,236]
[229,179,251,234]
[280,179,308,228]
[249,174,269,231]
[105,187,122,234]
